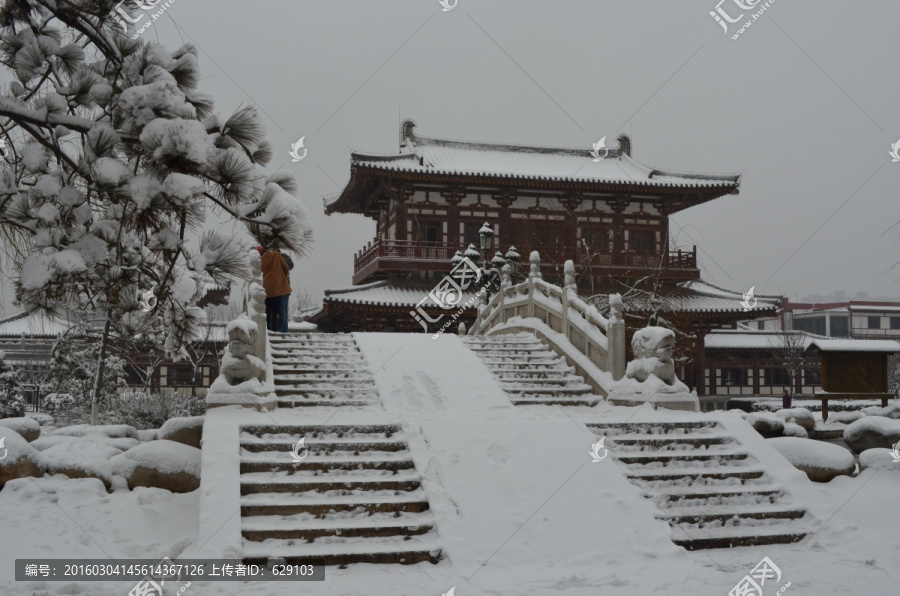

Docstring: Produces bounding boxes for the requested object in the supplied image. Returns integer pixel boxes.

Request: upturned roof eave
[325,163,740,216]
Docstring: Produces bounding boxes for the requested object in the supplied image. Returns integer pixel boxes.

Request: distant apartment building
[745,298,900,340]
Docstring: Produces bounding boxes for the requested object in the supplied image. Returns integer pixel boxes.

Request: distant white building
[741,299,900,340]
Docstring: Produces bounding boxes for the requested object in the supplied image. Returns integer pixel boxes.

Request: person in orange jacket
[260,245,292,332]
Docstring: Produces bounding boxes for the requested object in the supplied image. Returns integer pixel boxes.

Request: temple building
[309,120,780,394]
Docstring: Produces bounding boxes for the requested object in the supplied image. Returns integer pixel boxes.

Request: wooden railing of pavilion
[353,237,698,284]
[468,252,627,396]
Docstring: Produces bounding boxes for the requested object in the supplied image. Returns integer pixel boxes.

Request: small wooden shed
[804,338,900,420]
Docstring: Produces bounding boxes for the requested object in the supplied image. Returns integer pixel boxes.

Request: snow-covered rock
[41,435,125,489]
[775,408,815,431]
[862,403,900,420]
[30,435,72,451]
[0,417,41,442]
[726,409,749,419]
[747,412,784,438]
[843,416,900,454]
[111,440,200,493]
[158,415,204,448]
[137,429,158,442]
[783,422,809,438]
[828,411,865,425]
[51,424,138,440]
[768,437,856,482]
[858,448,900,472]
[0,425,44,487]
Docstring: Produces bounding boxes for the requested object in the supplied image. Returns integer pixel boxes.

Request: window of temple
[581,228,610,254]
[414,220,440,242]
[720,368,748,386]
[630,229,655,253]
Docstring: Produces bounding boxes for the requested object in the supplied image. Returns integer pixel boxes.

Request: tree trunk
[89,313,112,426]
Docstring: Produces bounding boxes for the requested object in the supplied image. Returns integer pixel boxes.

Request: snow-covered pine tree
[45,324,125,422]
[0,1,313,424]
[0,349,26,418]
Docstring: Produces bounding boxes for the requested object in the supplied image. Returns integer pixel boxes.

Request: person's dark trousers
[265,296,278,331]
[276,294,290,333]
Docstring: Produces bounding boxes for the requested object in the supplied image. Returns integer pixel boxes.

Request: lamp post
[505,245,521,282]
[478,222,494,263]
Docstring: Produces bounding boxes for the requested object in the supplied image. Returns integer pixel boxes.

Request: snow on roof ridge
[688,279,783,301]
[806,337,900,352]
[323,279,393,297]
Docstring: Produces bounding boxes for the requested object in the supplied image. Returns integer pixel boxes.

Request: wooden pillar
[442,186,465,248]
[606,195,629,267]
[696,326,709,396]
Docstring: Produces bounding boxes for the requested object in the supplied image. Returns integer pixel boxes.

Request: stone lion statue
[628,327,677,385]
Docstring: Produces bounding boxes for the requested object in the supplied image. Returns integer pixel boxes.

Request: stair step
[485,363,572,371]
[649,486,783,502]
[670,526,806,550]
[658,505,806,524]
[467,345,547,353]
[510,397,599,406]
[240,460,415,474]
[496,376,586,385]
[240,440,407,453]
[479,356,561,363]
[276,400,374,408]
[626,467,765,481]
[494,370,577,378]
[242,494,431,517]
[242,425,402,437]
[242,515,435,542]
[608,435,736,449]
[242,536,442,566]
[587,422,720,435]
[241,478,421,494]
[502,384,593,394]
[616,452,748,464]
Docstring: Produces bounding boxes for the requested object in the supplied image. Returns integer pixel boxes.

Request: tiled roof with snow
[806,338,900,353]
[705,330,819,350]
[0,312,70,337]
[346,135,741,189]
[323,280,481,309]
[621,280,781,314]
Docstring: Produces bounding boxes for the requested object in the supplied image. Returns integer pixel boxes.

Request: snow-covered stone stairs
[463,333,600,406]
[586,421,808,550]
[239,424,442,567]
[268,333,380,407]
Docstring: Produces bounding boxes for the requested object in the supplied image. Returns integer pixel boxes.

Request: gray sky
[5,0,900,314]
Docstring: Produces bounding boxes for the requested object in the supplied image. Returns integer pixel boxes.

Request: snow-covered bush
[0,2,312,424]
[43,392,76,414]
[108,391,204,430]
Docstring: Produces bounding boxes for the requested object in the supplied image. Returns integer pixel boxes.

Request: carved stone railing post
[527,251,540,319]
[206,249,275,411]
[562,259,576,336]
[608,293,626,381]
[246,250,268,370]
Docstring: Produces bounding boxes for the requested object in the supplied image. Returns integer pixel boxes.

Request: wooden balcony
[353,239,699,285]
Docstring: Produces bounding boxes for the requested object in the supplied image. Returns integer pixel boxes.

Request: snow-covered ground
[2,333,899,595]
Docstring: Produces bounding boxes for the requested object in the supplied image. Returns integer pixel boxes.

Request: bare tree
[767,331,808,395]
